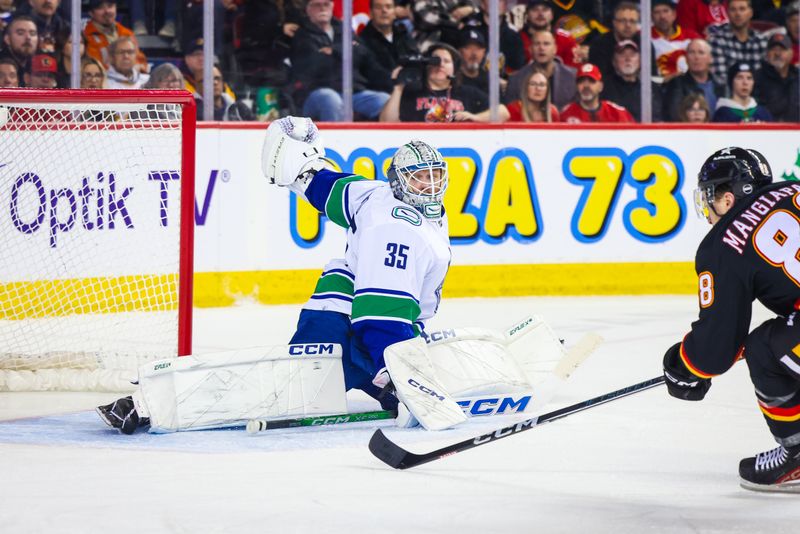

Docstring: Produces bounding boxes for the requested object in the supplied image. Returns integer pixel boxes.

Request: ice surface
[1,296,796,534]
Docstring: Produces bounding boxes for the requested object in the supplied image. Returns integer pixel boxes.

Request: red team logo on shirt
[416,97,465,122]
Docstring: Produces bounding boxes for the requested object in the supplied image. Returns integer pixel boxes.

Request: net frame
[0,89,196,390]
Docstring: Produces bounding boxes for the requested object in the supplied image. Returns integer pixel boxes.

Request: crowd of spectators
[0,0,797,123]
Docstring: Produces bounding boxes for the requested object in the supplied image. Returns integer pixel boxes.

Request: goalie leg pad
[384,338,467,431]
[135,344,347,433]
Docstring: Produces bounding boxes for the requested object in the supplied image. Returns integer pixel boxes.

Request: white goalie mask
[387,140,448,219]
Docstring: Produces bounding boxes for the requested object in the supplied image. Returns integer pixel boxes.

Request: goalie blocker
[96,315,590,433]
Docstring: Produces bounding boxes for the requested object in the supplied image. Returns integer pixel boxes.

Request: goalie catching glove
[261,116,329,192]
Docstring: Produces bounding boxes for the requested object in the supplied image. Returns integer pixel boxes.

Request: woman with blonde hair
[80,57,106,89]
[455,67,559,123]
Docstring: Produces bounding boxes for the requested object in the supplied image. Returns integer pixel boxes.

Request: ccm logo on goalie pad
[457,395,531,416]
[288,344,336,356]
[408,378,445,401]
[420,329,456,344]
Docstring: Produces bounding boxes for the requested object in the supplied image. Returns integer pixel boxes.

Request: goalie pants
[289,309,398,411]
[744,313,800,448]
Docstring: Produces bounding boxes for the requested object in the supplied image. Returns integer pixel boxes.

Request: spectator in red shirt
[520,0,581,68]
[560,63,635,123]
[677,0,729,37]
[455,66,559,122]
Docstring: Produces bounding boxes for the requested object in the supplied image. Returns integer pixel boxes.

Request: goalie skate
[96,396,149,435]
[739,445,800,493]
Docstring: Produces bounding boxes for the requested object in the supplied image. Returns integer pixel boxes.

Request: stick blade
[369,429,414,469]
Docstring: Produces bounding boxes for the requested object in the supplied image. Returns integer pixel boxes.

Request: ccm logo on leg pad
[288,344,337,356]
[408,378,445,401]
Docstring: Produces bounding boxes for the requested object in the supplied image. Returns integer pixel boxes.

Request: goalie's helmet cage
[694,146,773,219]
[387,140,448,220]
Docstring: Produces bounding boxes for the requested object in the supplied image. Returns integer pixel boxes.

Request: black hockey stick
[246,409,395,433]
[369,375,666,469]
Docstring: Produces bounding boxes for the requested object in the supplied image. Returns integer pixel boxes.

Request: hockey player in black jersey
[662,147,800,493]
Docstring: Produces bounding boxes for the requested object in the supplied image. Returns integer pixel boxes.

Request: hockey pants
[744,313,800,448]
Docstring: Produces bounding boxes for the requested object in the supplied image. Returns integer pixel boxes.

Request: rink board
[3,124,798,309]
[191,124,799,304]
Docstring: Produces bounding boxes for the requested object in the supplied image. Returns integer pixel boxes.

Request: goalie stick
[246,409,395,433]
[368,375,666,469]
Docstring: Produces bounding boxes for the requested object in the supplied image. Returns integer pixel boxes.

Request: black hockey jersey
[680,181,800,378]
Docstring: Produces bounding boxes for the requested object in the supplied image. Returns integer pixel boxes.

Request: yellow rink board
[192,262,697,307]
[1,263,697,318]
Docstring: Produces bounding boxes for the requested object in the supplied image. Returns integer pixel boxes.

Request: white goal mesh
[0,90,195,391]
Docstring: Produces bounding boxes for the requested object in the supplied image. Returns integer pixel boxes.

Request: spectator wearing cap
[0,16,38,84]
[505,28,576,108]
[380,42,489,122]
[520,0,581,68]
[105,36,149,89]
[458,28,496,93]
[459,0,526,73]
[25,52,57,88]
[713,61,773,121]
[84,0,148,73]
[359,0,418,73]
[677,0,729,36]
[785,2,799,65]
[560,63,635,123]
[708,0,768,85]
[754,32,799,121]
[16,0,68,54]
[180,38,237,106]
[601,40,663,121]
[588,2,640,79]
[651,0,701,80]
[662,38,725,120]
[290,0,391,121]
[0,57,19,87]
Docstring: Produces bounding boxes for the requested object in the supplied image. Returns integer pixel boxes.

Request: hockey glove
[261,116,328,189]
[662,342,711,401]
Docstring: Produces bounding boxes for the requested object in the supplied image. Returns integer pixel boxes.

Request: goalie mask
[388,140,448,219]
[694,147,772,220]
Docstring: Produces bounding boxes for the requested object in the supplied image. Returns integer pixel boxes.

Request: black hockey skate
[739,445,800,493]
[96,396,149,435]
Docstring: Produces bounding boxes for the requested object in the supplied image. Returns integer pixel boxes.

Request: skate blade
[739,478,800,494]
[95,406,118,429]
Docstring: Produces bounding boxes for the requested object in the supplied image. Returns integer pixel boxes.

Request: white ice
[1,296,796,534]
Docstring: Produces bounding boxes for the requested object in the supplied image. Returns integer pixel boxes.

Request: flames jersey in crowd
[560,100,635,123]
[651,25,701,77]
[300,169,451,369]
[680,181,800,379]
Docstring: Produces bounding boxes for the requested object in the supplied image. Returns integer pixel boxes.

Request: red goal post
[0,89,196,391]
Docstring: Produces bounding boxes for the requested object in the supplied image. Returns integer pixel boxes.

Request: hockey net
[0,90,195,391]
